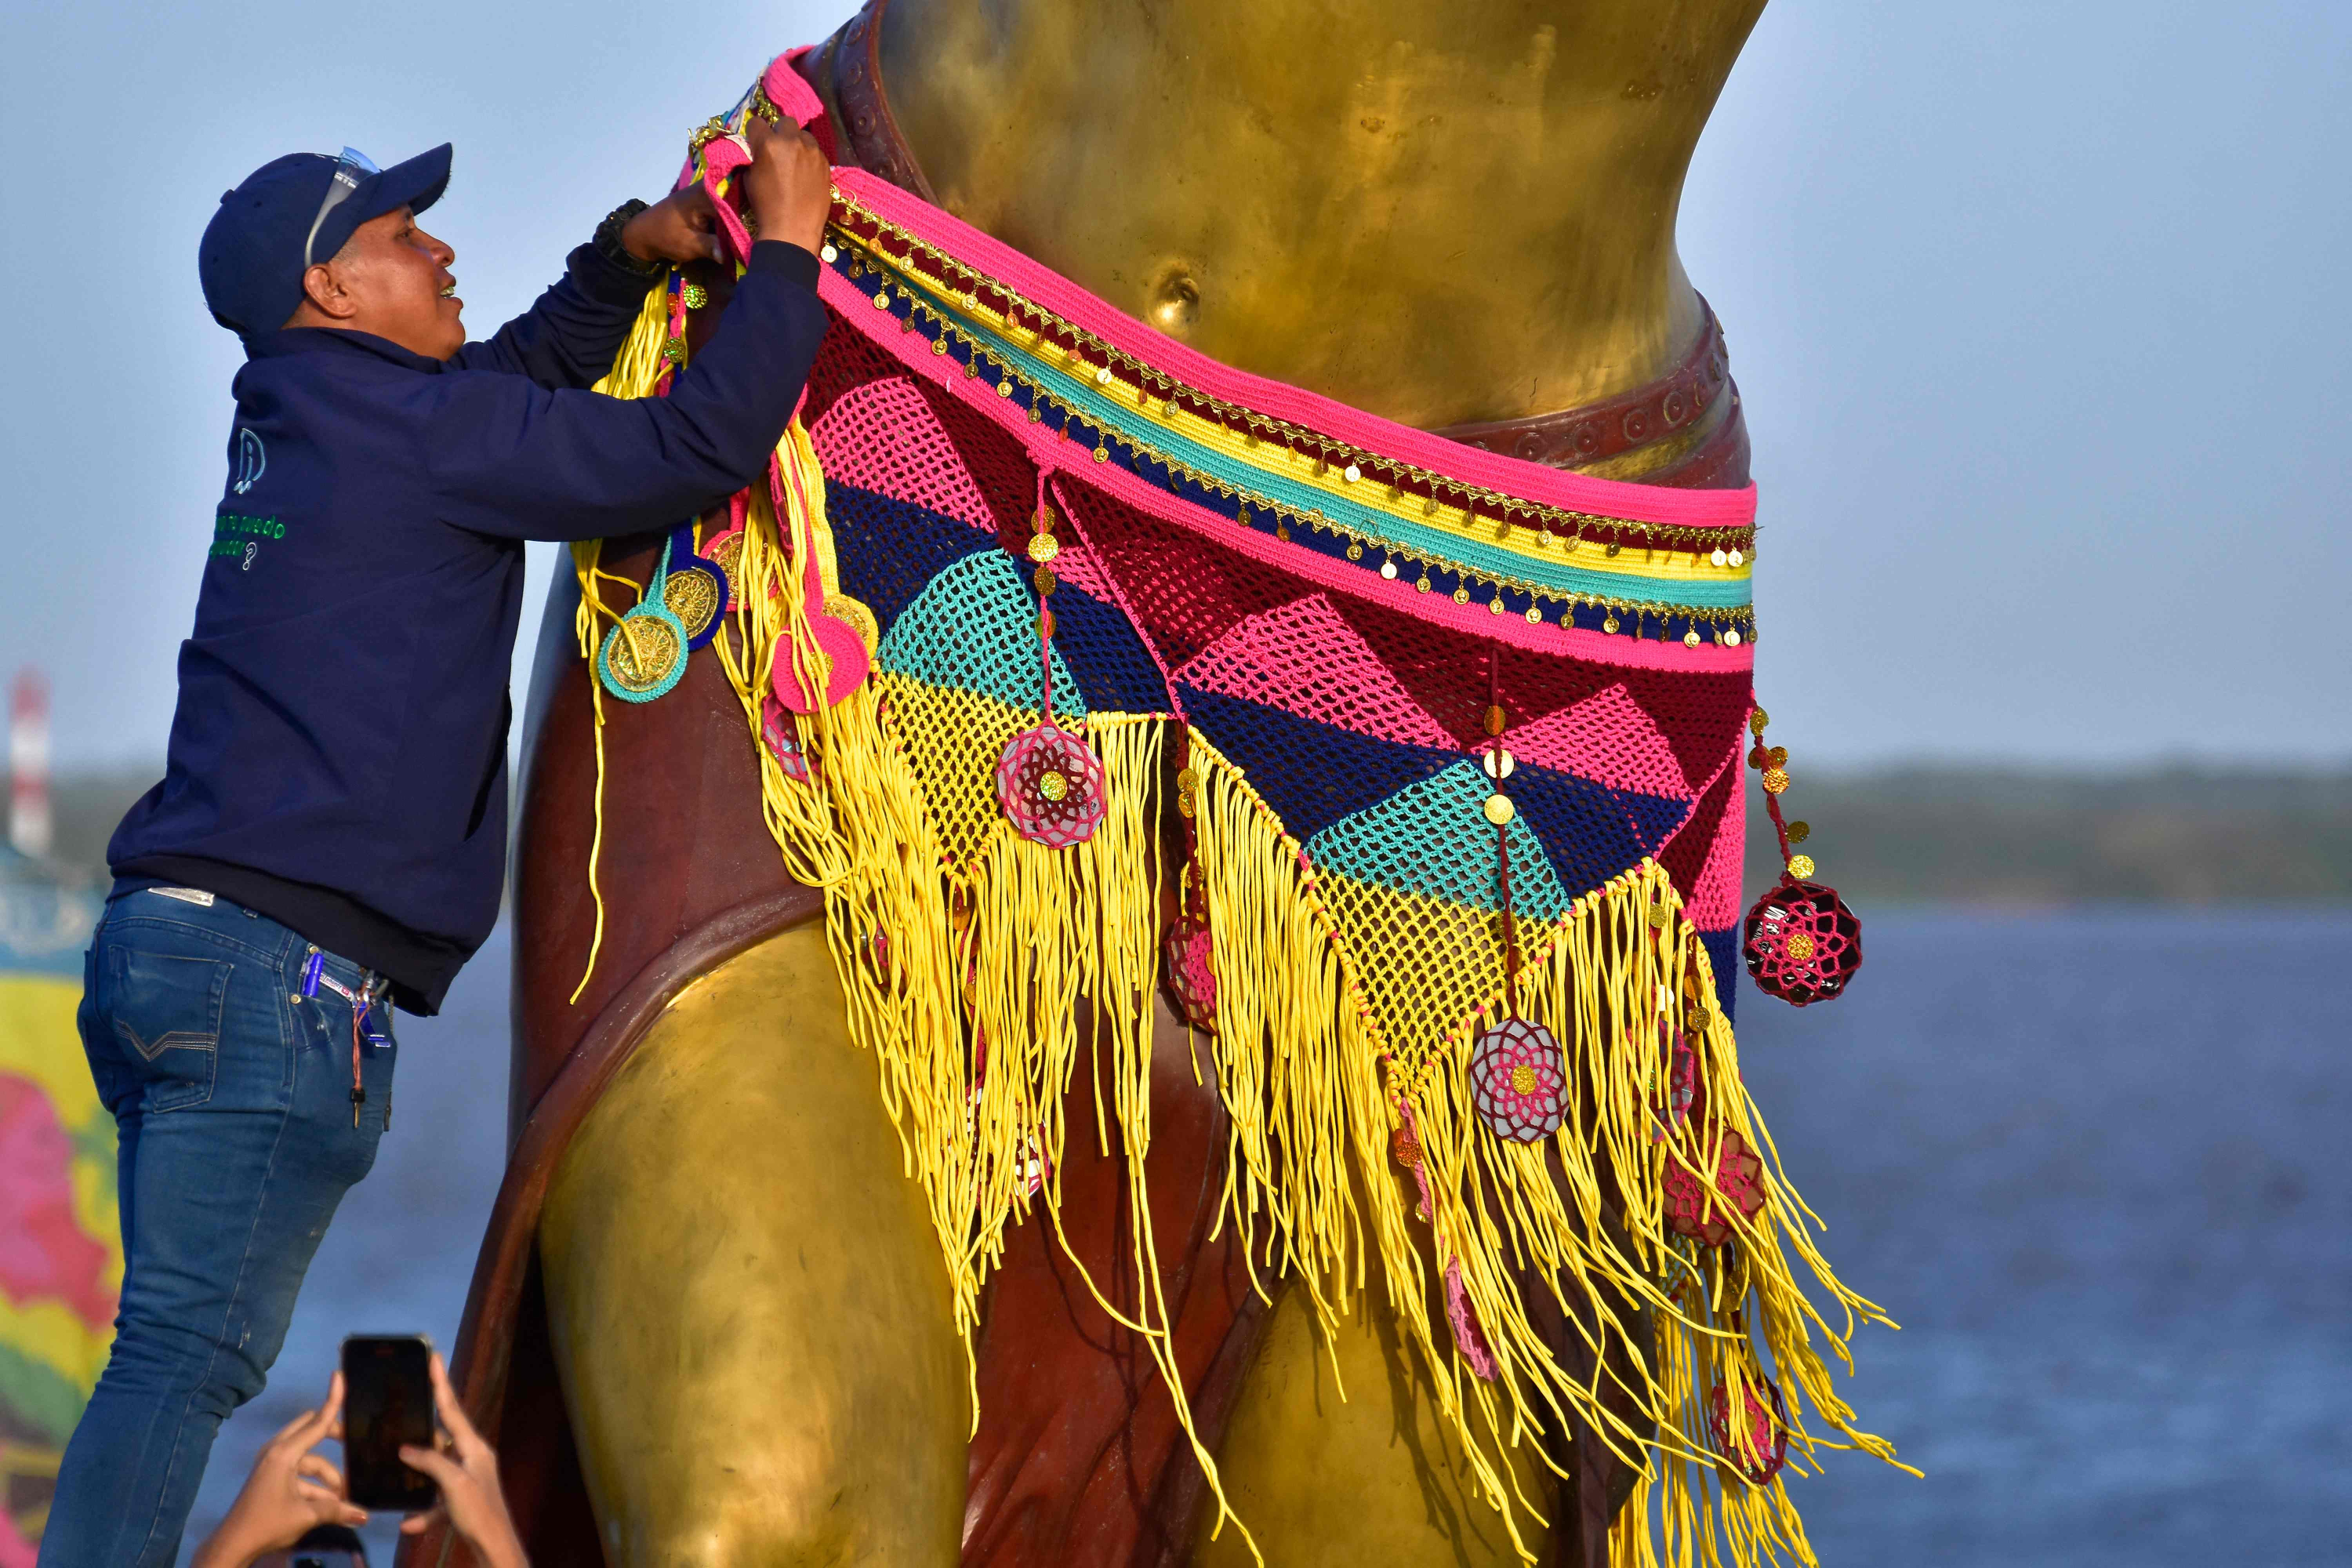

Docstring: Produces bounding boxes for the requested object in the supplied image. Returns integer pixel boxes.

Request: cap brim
[352,143,452,225]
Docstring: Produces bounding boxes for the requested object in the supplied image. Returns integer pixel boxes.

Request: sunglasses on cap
[303,147,380,269]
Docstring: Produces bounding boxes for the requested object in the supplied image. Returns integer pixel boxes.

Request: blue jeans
[42,889,397,1567]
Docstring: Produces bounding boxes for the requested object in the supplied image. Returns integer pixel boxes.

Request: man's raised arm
[424,118,836,542]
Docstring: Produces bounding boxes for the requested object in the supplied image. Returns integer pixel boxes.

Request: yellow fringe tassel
[565,288,1904,1566]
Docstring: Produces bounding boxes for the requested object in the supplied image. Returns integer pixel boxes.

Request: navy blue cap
[198,144,453,339]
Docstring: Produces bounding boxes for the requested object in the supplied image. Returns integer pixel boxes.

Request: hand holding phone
[395,1351,529,1568]
[187,1375,368,1568]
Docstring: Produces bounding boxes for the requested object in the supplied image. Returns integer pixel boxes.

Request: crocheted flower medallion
[1708,1376,1791,1486]
[1742,878,1863,1006]
[1163,924,1218,1030]
[1468,1018,1565,1143]
[995,724,1105,848]
[1661,1127,1768,1247]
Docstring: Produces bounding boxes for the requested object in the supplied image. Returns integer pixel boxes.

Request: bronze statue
[411,3,1788,1564]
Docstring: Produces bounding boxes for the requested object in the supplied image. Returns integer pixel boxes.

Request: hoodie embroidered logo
[232,427,266,494]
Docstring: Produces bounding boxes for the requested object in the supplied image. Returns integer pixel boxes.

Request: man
[45,115,832,1564]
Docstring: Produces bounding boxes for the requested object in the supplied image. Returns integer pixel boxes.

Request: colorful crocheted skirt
[572,56,1901,1568]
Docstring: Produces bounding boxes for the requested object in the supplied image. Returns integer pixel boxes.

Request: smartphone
[339,1334,437,1510]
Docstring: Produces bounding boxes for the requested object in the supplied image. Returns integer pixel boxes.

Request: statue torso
[872,0,1766,433]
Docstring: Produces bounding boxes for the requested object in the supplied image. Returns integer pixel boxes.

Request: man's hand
[396,1353,528,1568]
[739,115,833,257]
[190,1375,367,1568]
[620,184,728,267]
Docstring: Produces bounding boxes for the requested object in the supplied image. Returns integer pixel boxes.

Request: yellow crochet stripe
[572,290,1906,1568]
[837,194,1759,557]
[833,202,1756,590]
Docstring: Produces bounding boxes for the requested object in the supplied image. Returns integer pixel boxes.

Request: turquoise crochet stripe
[1305,761,1570,920]
[906,275,1750,613]
[877,550,1087,717]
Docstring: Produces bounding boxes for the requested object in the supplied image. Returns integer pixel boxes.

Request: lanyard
[302,949,391,1128]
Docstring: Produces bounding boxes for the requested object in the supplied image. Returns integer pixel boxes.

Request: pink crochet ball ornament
[1163,924,1217,1030]
[760,694,812,783]
[1708,1376,1791,1486]
[1468,1018,1565,1144]
[1742,878,1862,1007]
[995,724,1106,848]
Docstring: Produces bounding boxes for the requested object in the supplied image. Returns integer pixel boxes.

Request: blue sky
[1,0,2344,769]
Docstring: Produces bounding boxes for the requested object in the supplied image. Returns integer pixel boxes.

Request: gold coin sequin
[1525,606,1544,624]
[1602,614,1621,633]
[1509,1063,1538,1095]
[1345,543,1363,561]
[1482,794,1516,826]
[1684,629,1702,648]
[1092,445,1109,463]
[680,282,707,310]
[1038,771,1069,802]
[1761,767,1790,794]
[1033,564,1058,594]
[1786,821,1811,844]
[1027,532,1061,564]
[1784,931,1817,961]
[1488,597,1507,615]
[1788,853,1817,879]
[872,290,891,310]
[1647,905,1669,929]
[1451,586,1471,604]
[1750,708,1770,735]
[998,381,1014,397]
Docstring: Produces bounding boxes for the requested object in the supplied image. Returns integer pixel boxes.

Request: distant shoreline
[34,761,2352,904]
[1741,764,2351,903]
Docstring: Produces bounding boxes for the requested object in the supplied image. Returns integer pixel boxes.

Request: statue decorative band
[414,8,1905,1566]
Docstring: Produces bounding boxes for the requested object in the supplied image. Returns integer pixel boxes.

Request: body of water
[183,907,2352,1564]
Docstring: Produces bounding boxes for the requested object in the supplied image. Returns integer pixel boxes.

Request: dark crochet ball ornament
[1741,878,1862,1007]
[1708,1376,1791,1486]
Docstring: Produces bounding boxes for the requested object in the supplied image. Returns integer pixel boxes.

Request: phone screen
[340,1334,437,1510]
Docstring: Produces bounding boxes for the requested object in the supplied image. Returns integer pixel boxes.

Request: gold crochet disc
[601,614,682,696]
[664,565,722,640]
[706,532,743,604]
[824,593,881,655]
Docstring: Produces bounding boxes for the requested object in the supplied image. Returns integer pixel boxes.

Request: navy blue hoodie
[111,237,827,1012]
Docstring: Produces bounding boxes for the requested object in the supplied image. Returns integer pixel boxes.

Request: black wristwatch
[593,199,665,278]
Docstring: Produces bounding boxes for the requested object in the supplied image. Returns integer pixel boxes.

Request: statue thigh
[1198,1264,1556,1566]
[539,920,967,1566]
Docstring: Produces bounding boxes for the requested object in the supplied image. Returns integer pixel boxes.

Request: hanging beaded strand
[1467,648,1566,1146]
[1739,704,1864,1005]
[993,477,1105,847]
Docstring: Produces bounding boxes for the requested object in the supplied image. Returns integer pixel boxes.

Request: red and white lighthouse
[9,669,52,859]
